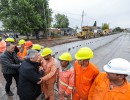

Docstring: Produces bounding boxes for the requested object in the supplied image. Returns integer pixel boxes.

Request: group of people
[0,37,130,100]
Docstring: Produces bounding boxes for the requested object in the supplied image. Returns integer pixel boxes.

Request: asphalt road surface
[0,33,130,100]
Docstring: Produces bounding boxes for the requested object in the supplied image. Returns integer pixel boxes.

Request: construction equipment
[77,26,95,39]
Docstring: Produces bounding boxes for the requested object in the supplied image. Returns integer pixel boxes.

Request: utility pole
[43,2,48,38]
[81,10,84,31]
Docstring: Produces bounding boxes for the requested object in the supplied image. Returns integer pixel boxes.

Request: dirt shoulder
[31,36,81,47]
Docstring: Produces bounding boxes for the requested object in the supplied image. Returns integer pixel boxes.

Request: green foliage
[113,27,123,32]
[53,13,69,28]
[102,23,109,30]
[0,0,52,36]
[93,21,97,27]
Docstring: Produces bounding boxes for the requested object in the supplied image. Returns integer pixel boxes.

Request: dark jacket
[18,59,42,100]
[1,51,20,74]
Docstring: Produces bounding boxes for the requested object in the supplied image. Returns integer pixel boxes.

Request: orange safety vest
[0,40,6,53]
[58,65,74,95]
[88,72,130,100]
[17,46,27,60]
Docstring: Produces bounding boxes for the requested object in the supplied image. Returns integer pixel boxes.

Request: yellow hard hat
[41,47,52,57]
[75,47,94,60]
[31,44,41,51]
[5,38,15,42]
[59,52,72,61]
[18,39,26,45]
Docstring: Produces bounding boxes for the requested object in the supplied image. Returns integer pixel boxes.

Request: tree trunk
[25,33,29,40]
[43,30,47,39]
[35,32,39,41]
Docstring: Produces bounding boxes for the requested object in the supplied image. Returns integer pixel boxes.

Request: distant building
[60,27,77,35]
[49,28,61,34]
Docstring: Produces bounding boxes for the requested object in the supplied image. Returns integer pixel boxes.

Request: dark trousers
[3,73,19,92]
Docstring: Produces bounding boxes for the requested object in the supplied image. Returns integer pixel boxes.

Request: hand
[37,77,45,84]
[37,79,42,84]
[39,67,43,71]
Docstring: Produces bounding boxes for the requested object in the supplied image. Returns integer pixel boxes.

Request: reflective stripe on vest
[59,78,73,89]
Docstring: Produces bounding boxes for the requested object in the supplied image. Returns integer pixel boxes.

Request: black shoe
[6,91,14,96]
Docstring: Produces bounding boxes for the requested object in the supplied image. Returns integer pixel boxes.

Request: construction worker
[88,58,130,100]
[58,52,74,100]
[5,38,19,54]
[37,47,57,100]
[31,44,41,52]
[25,41,33,50]
[0,37,6,54]
[73,47,99,100]
[17,39,26,60]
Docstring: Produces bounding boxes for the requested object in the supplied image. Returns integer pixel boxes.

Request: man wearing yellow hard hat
[58,52,74,100]
[31,44,42,52]
[5,38,19,54]
[72,47,99,100]
[17,39,27,60]
[37,47,57,100]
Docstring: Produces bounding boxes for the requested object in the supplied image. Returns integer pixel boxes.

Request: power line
[52,10,82,16]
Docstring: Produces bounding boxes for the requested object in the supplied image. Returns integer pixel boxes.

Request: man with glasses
[1,43,21,96]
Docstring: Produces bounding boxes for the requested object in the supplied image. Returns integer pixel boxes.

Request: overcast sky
[0,0,130,29]
[49,0,130,28]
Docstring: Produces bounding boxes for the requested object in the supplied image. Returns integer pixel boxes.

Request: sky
[49,0,130,29]
[0,0,130,29]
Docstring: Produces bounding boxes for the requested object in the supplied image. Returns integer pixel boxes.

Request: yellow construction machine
[77,26,95,39]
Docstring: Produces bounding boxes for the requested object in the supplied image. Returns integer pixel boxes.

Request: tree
[113,27,123,32]
[102,23,109,30]
[93,21,97,27]
[0,0,52,39]
[53,13,69,28]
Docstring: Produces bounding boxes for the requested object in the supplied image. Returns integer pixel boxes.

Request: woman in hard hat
[73,47,99,100]
[88,58,130,100]
[37,47,57,100]
[58,52,74,100]
[17,39,26,60]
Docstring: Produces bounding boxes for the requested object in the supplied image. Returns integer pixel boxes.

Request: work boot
[6,91,14,96]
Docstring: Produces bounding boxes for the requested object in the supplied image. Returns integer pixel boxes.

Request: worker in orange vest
[88,58,130,100]
[37,48,57,100]
[0,37,6,54]
[17,40,33,60]
[72,47,99,100]
[25,41,33,50]
[17,39,26,60]
[58,52,74,100]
